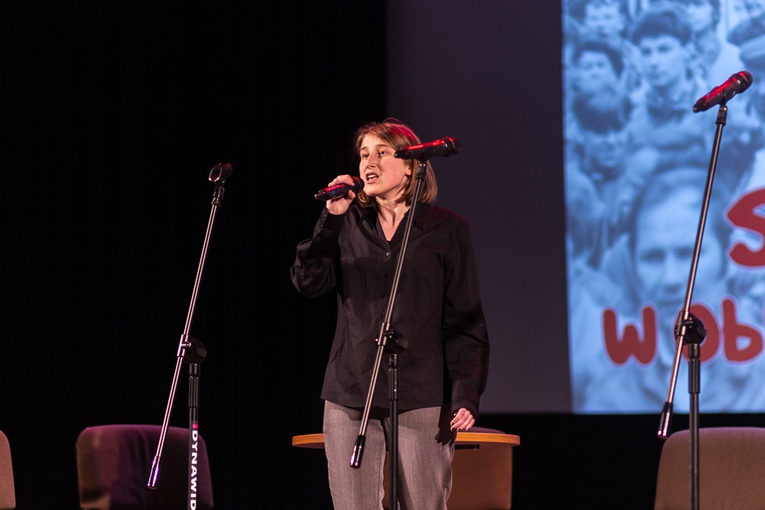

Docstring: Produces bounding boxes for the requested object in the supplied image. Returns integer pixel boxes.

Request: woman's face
[358,134,412,201]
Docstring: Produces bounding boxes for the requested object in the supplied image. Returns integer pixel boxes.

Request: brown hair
[353,117,438,207]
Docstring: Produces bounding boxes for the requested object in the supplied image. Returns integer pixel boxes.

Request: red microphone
[314,176,364,201]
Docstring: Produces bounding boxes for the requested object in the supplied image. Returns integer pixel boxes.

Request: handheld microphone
[314,176,364,201]
[394,137,461,160]
[693,71,753,113]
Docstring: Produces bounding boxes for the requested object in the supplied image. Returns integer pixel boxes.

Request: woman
[290,118,489,509]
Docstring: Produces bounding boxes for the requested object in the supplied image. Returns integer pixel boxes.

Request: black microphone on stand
[394,137,460,159]
[209,162,233,184]
[314,176,364,201]
[693,71,753,112]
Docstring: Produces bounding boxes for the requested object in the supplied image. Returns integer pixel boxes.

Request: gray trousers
[323,400,455,510]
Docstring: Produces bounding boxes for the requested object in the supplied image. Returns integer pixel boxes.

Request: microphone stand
[349,160,428,510]
[657,104,728,510]
[147,163,233,510]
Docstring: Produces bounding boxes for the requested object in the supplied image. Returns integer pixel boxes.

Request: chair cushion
[655,427,765,510]
[76,424,213,510]
[0,430,15,510]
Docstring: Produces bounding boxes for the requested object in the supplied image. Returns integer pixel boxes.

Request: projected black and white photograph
[564,0,765,413]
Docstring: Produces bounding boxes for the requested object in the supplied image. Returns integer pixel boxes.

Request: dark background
[2,2,763,509]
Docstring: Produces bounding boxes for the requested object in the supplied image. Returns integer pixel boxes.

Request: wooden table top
[292,430,520,449]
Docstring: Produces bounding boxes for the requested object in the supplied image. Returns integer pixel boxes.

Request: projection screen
[387,0,765,414]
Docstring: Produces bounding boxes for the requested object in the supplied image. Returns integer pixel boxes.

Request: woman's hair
[352,117,438,207]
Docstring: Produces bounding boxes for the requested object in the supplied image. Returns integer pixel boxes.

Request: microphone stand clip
[673,312,707,347]
[377,328,407,354]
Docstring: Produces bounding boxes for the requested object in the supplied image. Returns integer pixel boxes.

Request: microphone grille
[443,137,461,156]
[738,70,754,91]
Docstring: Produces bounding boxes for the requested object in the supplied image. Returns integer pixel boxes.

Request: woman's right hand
[325,174,358,215]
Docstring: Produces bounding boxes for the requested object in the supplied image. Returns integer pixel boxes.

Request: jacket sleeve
[290,209,345,298]
[443,220,490,419]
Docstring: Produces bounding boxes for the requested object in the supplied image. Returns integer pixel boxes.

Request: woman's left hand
[450,408,475,432]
